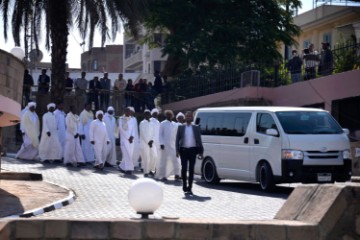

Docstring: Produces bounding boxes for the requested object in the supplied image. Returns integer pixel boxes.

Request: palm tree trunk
[49,1,68,103]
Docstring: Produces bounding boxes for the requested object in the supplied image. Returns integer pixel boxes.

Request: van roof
[196,106,327,113]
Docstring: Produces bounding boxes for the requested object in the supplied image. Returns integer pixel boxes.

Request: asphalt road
[1,156,292,220]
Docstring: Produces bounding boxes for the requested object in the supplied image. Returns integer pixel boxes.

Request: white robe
[131,117,140,167]
[89,119,110,166]
[16,110,40,160]
[150,117,160,170]
[39,112,62,161]
[156,120,180,179]
[118,115,136,171]
[64,112,85,165]
[103,113,117,165]
[19,107,29,133]
[54,109,66,158]
[139,119,156,174]
[79,109,95,162]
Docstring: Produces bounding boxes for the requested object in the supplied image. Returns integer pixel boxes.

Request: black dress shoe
[104,162,113,167]
[187,190,193,195]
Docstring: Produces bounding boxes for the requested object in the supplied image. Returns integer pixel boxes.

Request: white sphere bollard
[10,47,25,60]
[128,178,163,219]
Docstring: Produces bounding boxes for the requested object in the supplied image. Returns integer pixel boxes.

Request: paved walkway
[0,156,290,220]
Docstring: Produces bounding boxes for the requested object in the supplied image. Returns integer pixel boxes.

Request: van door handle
[254,139,259,144]
[244,137,249,144]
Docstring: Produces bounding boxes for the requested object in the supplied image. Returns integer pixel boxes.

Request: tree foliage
[143,0,301,75]
[0,0,144,102]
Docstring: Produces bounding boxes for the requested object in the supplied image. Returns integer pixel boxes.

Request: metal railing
[24,87,158,116]
[160,42,360,104]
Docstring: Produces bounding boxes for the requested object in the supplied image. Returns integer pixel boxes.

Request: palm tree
[1,0,146,102]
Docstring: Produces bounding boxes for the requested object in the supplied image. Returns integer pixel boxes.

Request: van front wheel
[259,162,275,191]
[202,159,220,184]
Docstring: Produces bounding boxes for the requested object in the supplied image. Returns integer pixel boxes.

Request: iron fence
[161,42,360,104]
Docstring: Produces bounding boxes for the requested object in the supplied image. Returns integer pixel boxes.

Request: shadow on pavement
[0,188,24,217]
[183,193,211,202]
[195,179,293,199]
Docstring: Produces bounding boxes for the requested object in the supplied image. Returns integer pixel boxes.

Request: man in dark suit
[176,111,204,195]
[37,68,50,94]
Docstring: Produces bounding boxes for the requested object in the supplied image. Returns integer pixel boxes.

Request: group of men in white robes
[16,102,186,180]
[134,108,185,180]
[16,102,118,169]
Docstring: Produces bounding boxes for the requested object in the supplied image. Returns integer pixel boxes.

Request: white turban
[27,102,36,108]
[96,110,104,118]
[144,109,151,113]
[128,106,135,113]
[47,103,56,110]
[151,108,159,115]
[176,112,185,119]
[107,106,114,112]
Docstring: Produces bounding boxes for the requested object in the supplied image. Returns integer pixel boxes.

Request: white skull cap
[176,112,185,119]
[144,109,151,113]
[107,106,114,111]
[96,110,104,118]
[151,108,159,115]
[47,103,56,110]
[128,106,135,113]
[28,102,36,108]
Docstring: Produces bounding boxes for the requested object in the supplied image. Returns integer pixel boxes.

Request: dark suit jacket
[176,124,204,155]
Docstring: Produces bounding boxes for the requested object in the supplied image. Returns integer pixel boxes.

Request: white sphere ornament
[128,178,163,219]
[10,47,25,60]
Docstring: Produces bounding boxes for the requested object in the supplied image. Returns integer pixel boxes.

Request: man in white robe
[129,107,140,170]
[39,103,62,162]
[157,110,180,180]
[139,109,156,177]
[54,101,66,158]
[16,102,40,160]
[79,103,95,163]
[103,106,117,166]
[90,110,110,170]
[64,105,85,167]
[118,107,136,174]
[150,108,160,172]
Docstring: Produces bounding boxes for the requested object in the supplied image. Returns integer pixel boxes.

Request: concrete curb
[4,184,76,219]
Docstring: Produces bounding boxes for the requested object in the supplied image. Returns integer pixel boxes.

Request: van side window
[257,113,277,134]
[197,112,251,136]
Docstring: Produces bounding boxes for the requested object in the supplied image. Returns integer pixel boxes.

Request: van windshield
[276,111,343,134]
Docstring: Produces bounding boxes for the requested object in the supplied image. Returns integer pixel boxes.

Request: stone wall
[0,49,24,127]
[0,184,359,240]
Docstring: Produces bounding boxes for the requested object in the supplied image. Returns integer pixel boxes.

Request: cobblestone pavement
[1,156,291,221]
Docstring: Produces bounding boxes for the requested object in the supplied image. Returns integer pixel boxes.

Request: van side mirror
[266,129,279,136]
[342,128,350,135]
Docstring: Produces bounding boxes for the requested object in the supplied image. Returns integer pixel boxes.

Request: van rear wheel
[259,162,275,191]
[203,159,220,184]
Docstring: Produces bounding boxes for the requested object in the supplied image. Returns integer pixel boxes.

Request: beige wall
[282,5,360,57]
[0,49,24,127]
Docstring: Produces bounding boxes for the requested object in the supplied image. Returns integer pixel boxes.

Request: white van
[194,106,352,191]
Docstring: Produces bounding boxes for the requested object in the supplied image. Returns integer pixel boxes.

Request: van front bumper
[280,159,352,183]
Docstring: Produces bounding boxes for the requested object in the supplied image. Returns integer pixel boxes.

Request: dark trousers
[179,147,197,191]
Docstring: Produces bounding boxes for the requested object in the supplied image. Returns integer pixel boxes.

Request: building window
[154,33,162,46]
[154,61,161,73]
[93,60,98,71]
[323,32,332,46]
[303,40,311,49]
[125,44,135,58]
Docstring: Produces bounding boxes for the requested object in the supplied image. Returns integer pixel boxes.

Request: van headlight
[282,150,304,160]
[342,150,351,159]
